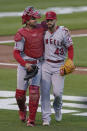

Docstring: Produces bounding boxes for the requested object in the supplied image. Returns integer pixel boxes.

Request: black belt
[26,60,37,64]
[46,59,64,63]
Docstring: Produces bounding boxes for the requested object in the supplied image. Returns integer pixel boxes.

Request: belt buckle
[36,60,39,64]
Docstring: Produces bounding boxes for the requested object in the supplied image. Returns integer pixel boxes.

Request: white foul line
[0,62,17,66]
[1,6,87,17]
[0,62,87,72]
[75,68,87,71]
[0,40,14,44]
[0,34,87,44]
[71,34,87,37]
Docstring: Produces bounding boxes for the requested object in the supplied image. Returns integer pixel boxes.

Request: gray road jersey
[44,26,73,61]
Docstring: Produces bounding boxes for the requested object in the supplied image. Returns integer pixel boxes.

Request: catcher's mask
[45,11,57,20]
[22,6,41,24]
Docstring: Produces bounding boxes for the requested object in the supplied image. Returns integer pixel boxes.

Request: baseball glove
[60,59,75,76]
[24,64,39,80]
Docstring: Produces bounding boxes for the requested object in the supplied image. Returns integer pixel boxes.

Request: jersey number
[54,48,64,55]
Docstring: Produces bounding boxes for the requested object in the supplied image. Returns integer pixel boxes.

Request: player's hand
[60,65,65,76]
[60,59,75,76]
[25,63,32,71]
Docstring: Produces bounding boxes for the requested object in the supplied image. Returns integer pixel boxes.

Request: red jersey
[14,25,44,58]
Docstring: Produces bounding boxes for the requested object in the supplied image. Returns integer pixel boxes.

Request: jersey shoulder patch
[14,28,25,42]
[14,33,22,42]
[62,26,70,34]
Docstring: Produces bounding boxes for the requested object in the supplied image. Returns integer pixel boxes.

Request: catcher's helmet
[45,11,57,20]
[22,6,41,24]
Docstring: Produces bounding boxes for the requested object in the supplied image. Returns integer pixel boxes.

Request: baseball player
[41,11,74,126]
[13,6,46,127]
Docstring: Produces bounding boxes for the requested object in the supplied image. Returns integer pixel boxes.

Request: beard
[31,25,36,28]
[26,21,37,28]
[29,23,37,28]
[48,23,55,30]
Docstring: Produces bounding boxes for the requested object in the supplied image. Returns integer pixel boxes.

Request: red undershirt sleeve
[13,49,27,66]
[68,45,74,60]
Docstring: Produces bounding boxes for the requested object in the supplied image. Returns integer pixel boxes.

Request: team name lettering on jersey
[45,38,63,46]
[44,26,73,60]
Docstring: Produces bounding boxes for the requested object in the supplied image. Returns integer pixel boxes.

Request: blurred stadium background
[0,0,87,131]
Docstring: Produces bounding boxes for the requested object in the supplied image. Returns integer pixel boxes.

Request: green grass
[0,1,87,130]
[64,74,87,96]
[0,69,87,130]
[0,0,87,12]
[0,68,17,91]
[0,11,87,35]
[0,0,87,35]
[0,110,87,131]
[73,36,87,67]
[0,17,22,36]
[58,12,87,30]
[0,43,14,46]
[0,68,87,95]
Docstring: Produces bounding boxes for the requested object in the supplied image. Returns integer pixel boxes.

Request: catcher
[13,6,46,127]
[41,11,75,126]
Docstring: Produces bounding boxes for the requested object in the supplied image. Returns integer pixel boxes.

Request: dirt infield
[0,45,15,63]
[0,29,87,74]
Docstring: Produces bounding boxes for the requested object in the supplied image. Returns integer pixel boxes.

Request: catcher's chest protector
[19,27,44,58]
